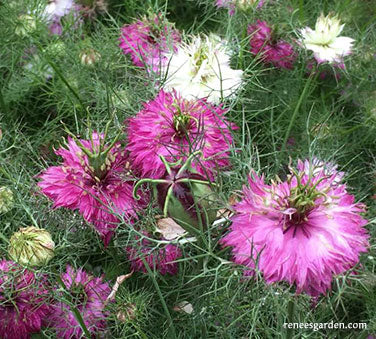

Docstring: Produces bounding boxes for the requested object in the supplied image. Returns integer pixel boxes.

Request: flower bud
[80,48,101,66]
[117,303,137,323]
[15,14,36,36]
[8,227,55,267]
[0,187,14,214]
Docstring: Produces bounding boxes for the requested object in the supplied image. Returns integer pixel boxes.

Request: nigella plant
[47,266,111,338]
[215,0,266,15]
[248,20,296,69]
[38,130,146,246]
[42,0,82,35]
[221,159,369,297]
[119,14,181,74]
[299,13,355,66]
[161,34,244,103]
[0,260,52,339]
[126,89,238,181]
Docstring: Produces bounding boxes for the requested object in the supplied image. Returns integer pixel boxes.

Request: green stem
[163,186,174,217]
[56,276,91,338]
[141,257,176,338]
[176,150,203,177]
[133,179,168,200]
[286,298,296,339]
[282,74,315,153]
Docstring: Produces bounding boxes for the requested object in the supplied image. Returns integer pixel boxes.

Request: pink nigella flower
[0,259,52,339]
[47,266,111,338]
[126,233,182,275]
[248,20,296,69]
[119,14,181,73]
[38,132,145,246]
[126,90,237,180]
[221,159,369,296]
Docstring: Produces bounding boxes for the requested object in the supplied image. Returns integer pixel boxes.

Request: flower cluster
[248,20,296,69]
[38,132,145,246]
[161,34,244,103]
[126,89,237,180]
[221,159,369,296]
[119,14,181,73]
[0,260,52,339]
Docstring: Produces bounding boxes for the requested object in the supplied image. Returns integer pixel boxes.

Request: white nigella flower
[161,34,243,103]
[43,0,74,21]
[300,13,355,64]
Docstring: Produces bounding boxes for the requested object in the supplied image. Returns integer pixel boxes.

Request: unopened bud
[15,15,36,36]
[80,48,101,66]
[117,303,137,322]
[0,187,14,214]
[8,226,55,267]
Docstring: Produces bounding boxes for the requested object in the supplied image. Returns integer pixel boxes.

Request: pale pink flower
[43,0,82,35]
[215,0,265,15]
[221,159,369,296]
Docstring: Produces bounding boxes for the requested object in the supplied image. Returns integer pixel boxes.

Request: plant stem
[282,73,315,153]
[286,298,296,339]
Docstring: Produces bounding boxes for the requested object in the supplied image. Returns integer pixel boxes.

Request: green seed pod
[8,227,55,267]
[156,168,217,229]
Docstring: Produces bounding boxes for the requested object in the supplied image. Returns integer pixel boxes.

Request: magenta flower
[248,20,296,69]
[38,132,145,246]
[126,233,182,275]
[119,14,181,73]
[221,159,369,296]
[47,266,111,338]
[126,90,237,180]
[0,259,52,339]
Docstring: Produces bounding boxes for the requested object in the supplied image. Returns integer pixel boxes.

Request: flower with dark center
[221,159,369,296]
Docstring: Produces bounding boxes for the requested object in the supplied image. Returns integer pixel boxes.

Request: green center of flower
[70,283,88,306]
[72,130,122,182]
[172,104,193,136]
[87,150,117,181]
[285,171,327,225]
[193,45,208,69]
[287,186,319,223]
